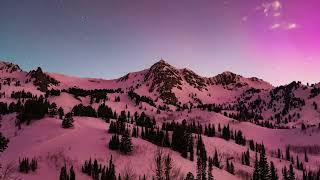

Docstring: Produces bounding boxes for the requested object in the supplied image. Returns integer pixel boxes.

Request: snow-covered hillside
[0,59,320,180]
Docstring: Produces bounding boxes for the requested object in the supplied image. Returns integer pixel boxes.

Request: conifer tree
[164,154,172,180]
[185,172,195,180]
[119,131,133,154]
[59,164,69,180]
[213,149,220,168]
[270,161,278,180]
[289,164,295,180]
[286,146,291,161]
[189,136,194,161]
[259,145,270,180]
[163,130,171,148]
[62,112,74,129]
[282,166,288,180]
[208,158,214,180]
[196,156,202,180]
[70,166,76,180]
[155,150,164,180]
[252,153,260,180]
[304,150,308,162]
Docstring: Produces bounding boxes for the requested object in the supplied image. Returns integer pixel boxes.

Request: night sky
[0,0,319,85]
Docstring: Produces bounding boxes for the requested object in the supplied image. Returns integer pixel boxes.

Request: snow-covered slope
[1,59,320,179]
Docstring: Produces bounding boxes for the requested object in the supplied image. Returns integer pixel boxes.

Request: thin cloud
[270,23,280,30]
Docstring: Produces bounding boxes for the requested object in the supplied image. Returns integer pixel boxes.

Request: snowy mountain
[1,59,320,180]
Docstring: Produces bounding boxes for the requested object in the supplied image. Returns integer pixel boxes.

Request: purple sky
[0,0,319,85]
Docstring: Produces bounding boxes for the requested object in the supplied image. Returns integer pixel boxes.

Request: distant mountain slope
[0,59,319,127]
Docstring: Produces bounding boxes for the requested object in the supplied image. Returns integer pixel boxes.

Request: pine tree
[270,161,278,180]
[282,166,288,180]
[164,154,172,180]
[196,156,202,180]
[119,131,133,154]
[58,107,64,119]
[62,112,74,129]
[185,172,195,180]
[226,159,234,175]
[304,150,308,162]
[70,166,76,180]
[289,164,295,180]
[208,158,214,180]
[189,134,194,161]
[30,158,38,172]
[286,146,291,161]
[252,153,260,180]
[259,145,270,180]
[213,149,220,168]
[59,164,69,180]
[155,150,164,180]
[163,130,170,147]
[109,134,120,150]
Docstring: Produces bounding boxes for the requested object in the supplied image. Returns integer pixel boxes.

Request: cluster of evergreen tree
[241,149,250,166]
[82,156,116,180]
[309,87,320,98]
[248,140,265,153]
[185,172,195,180]
[97,103,115,121]
[59,164,75,180]
[162,121,203,135]
[108,134,120,150]
[108,112,127,135]
[17,95,53,125]
[255,121,275,129]
[221,124,231,140]
[226,158,235,175]
[108,121,120,134]
[114,96,121,102]
[11,90,33,99]
[275,146,307,172]
[65,87,121,98]
[119,131,133,154]
[62,112,74,129]
[19,157,38,173]
[141,127,171,148]
[282,164,295,180]
[72,104,97,117]
[0,101,24,115]
[302,169,320,180]
[206,149,221,170]
[108,131,133,154]
[220,124,247,145]
[29,67,60,92]
[228,100,263,122]
[197,103,223,113]
[131,126,139,138]
[204,124,215,137]
[45,89,61,97]
[128,90,156,107]
[295,155,304,171]
[234,130,246,146]
[0,132,9,152]
[252,144,279,180]
[153,151,174,180]
[134,112,156,128]
[196,135,208,180]
[171,120,194,160]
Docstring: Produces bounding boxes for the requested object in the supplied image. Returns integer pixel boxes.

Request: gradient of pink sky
[0,0,319,86]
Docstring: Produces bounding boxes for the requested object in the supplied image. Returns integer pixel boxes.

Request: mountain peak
[220,71,238,76]
[0,60,22,73]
